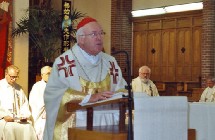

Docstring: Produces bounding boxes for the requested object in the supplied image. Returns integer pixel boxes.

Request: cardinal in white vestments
[29,66,52,140]
[132,65,159,96]
[43,17,127,140]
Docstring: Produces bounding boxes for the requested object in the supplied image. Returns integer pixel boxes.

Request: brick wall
[111,0,132,83]
[201,0,215,87]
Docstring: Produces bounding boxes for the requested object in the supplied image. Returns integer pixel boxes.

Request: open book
[80,92,127,106]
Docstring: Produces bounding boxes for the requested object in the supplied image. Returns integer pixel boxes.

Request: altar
[67,96,215,140]
[189,102,215,140]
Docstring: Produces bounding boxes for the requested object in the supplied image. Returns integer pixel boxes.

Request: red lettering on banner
[57,55,76,77]
[109,61,119,84]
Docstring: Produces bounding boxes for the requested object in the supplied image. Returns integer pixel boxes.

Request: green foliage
[12,6,85,60]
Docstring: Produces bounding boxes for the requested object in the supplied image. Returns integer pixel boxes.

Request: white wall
[13,0,29,96]
[132,0,202,10]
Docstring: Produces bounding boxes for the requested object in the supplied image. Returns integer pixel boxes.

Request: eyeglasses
[42,72,51,75]
[139,72,150,75]
[8,74,19,80]
[79,31,106,38]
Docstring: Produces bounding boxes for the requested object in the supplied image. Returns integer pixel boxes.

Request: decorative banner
[0,0,12,79]
[61,1,71,53]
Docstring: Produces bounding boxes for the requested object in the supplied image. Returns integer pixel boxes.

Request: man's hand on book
[89,91,114,103]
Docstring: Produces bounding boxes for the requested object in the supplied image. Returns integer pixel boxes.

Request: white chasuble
[44,44,127,140]
[132,77,159,96]
[0,79,35,140]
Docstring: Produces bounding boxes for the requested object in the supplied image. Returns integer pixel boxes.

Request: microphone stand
[111,51,133,140]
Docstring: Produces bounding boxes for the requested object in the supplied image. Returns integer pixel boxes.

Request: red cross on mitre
[109,61,119,84]
[57,55,76,77]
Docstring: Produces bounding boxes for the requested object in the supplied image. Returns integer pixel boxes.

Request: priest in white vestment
[43,17,127,140]
[0,65,37,140]
[29,66,52,140]
[199,77,215,102]
[132,65,159,96]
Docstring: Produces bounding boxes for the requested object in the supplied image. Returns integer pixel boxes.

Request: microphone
[111,50,131,86]
[111,50,133,140]
[111,50,132,94]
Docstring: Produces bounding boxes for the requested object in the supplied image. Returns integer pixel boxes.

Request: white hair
[139,65,151,73]
[76,27,84,43]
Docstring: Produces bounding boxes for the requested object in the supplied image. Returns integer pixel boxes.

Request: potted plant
[12,6,85,62]
[12,5,85,92]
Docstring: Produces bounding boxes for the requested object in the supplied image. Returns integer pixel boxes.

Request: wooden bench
[189,88,204,102]
[154,81,166,96]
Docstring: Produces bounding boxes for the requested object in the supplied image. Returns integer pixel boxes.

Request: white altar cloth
[133,96,188,140]
[189,102,215,140]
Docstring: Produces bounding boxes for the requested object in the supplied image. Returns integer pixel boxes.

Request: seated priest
[43,17,127,140]
[0,65,37,140]
[199,77,215,102]
[29,66,52,140]
[132,65,159,96]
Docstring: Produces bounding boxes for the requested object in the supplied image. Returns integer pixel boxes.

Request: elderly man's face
[139,69,150,83]
[206,80,214,88]
[41,70,51,83]
[79,22,104,55]
[5,69,19,85]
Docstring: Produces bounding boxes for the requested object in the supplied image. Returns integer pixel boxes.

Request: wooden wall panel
[192,27,201,65]
[133,32,142,76]
[147,31,161,65]
[168,31,176,66]
[162,19,176,29]
[147,31,161,81]
[133,10,202,84]
[192,66,201,81]
[133,32,147,78]
[161,29,176,81]
[176,29,185,66]
[177,17,191,28]
[193,16,202,26]
[176,28,192,81]
[133,23,148,31]
[192,27,201,81]
[175,66,192,81]
[148,20,161,30]
[167,67,176,81]
[184,30,192,65]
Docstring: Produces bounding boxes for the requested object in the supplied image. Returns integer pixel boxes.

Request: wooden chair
[189,88,204,102]
[154,81,166,96]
